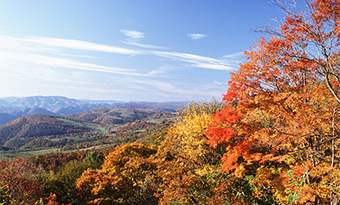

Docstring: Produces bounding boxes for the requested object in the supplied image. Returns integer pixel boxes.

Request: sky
[0,0,286,102]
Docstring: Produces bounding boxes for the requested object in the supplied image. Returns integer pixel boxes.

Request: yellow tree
[155,100,264,204]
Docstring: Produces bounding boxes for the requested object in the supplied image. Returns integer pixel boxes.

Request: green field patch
[96,126,108,134]
[0,148,60,161]
[146,117,176,124]
[57,118,108,134]
[57,118,86,126]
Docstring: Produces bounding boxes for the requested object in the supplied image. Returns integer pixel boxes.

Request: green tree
[45,152,104,204]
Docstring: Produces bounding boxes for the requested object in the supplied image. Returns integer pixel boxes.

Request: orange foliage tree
[206,0,340,204]
[76,142,159,204]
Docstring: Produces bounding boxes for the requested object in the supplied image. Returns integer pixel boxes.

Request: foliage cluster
[204,0,340,204]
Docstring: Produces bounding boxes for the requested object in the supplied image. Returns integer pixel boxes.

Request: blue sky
[0,0,284,102]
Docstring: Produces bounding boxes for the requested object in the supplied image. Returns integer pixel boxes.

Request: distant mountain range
[0,96,186,125]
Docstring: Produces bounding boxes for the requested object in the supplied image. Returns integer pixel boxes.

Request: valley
[0,97,178,160]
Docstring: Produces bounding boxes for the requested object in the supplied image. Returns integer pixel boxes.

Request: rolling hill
[0,114,90,149]
[69,108,154,125]
[0,107,176,150]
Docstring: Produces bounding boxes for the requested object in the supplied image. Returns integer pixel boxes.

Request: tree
[176,97,226,117]
[206,0,340,204]
[83,151,105,169]
[154,99,263,204]
[45,151,104,204]
[76,142,158,204]
[0,158,45,204]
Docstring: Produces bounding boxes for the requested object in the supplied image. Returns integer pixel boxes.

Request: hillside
[0,113,16,125]
[69,108,154,125]
[0,114,90,148]
[0,107,175,152]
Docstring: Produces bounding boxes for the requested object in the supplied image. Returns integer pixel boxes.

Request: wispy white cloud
[21,53,146,76]
[221,52,244,68]
[135,79,221,97]
[122,41,168,50]
[153,51,235,70]
[188,33,208,40]
[21,36,139,55]
[223,52,244,58]
[120,30,145,39]
[0,34,239,74]
[155,51,218,62]
[145,69,166,77]
[33,70,106,86]
[0,35,148,77]
[213,81,223,85]
[65,86,129,94]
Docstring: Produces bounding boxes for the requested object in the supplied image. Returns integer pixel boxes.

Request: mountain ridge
[0,96,186,125]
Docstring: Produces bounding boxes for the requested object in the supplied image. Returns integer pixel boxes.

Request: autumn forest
[1,0,340,204]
